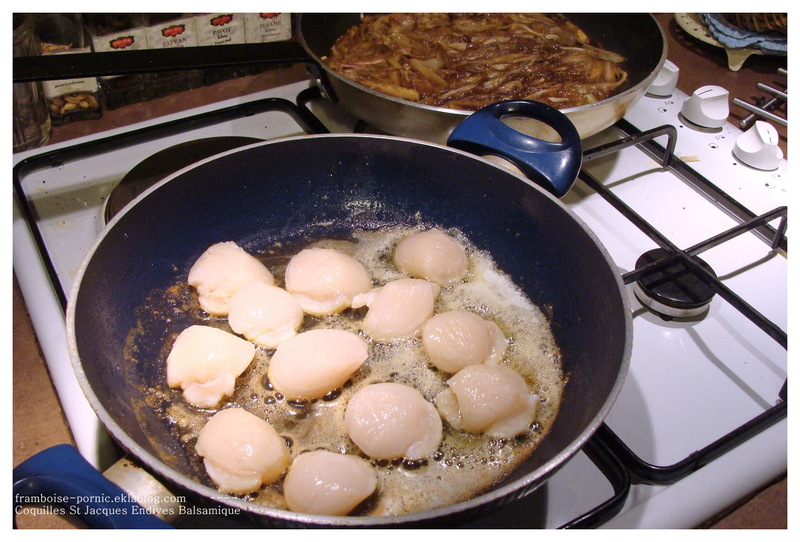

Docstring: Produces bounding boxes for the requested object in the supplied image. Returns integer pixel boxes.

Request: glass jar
[195,13,251,85]
[34,13,102,125]
[84,13,153,110]
[144,13,204,97]
[13,14,51,152]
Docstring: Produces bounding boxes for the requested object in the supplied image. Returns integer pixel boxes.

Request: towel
[701,14,787,54]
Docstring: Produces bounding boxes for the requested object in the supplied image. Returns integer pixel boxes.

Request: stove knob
[681,85,729,128]
[648,59,679,97]
[733,120,784,170]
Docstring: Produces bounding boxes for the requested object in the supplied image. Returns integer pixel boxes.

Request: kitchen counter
[12,14,786,529]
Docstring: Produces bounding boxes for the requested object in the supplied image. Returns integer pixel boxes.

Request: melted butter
[139,226,563,517]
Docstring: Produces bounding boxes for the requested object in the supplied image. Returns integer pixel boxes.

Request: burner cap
[633,248,717,318]
[104,136,261,223]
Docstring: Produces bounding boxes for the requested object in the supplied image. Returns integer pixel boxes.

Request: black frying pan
[48,132,631,527]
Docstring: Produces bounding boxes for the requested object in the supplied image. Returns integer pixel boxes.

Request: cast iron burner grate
[579,119,788,486]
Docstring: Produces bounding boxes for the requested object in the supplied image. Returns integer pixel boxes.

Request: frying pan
[296,13,667,142]
[12,120,632,527]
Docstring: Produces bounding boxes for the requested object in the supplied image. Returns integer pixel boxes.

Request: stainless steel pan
[296,13,667,142]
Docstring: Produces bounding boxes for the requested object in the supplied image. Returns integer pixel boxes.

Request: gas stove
[13,65,788,528]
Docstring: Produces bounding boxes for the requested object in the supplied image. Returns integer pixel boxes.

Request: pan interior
[71,136,629,524]
[298,13,665,109]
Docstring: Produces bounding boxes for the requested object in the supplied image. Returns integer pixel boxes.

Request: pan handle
[447,100,583,198]
[13,444,172,529]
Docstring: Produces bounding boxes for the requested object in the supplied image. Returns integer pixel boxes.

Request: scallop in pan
[195,408,291,494]
[345,382,443,460]
[393,228,468,285]
[285,247,372,316]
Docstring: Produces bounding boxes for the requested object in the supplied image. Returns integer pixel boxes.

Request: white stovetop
[13,78,788,528]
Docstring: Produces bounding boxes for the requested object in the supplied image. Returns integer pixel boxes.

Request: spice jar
[243,13,292,43]
[242,14,293,79]
[84,13,153,110]
[144,13,204,97]
[34,13,102,125]
[13,14,51,152]
[194,13,250,85]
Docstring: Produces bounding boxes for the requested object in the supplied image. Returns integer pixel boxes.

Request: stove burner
[104,136,261,223]
[633,248,717,318]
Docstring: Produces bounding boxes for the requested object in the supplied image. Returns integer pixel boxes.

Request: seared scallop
[435,364,538,438]
[393,228,468,285]
[227,282,303,348]
[283,450,377,516]
[345,382,443,460]
[166,325,255,408]
[195,408,290,494]
[422,310,507,373]
[188,241,274,316]
[351,278,440,341]
[285,247,372,316]
[267,329,369,400]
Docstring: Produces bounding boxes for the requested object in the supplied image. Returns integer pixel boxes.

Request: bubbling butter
[141,225,564,517]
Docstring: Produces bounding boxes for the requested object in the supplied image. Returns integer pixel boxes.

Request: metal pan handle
[447,100,583,198]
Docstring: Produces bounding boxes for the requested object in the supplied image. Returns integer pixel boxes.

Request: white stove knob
[733,120,784,170]
[648,59,679,96]
[681,85,729,128]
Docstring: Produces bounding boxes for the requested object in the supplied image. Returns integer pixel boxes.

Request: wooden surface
[12,14,787,529]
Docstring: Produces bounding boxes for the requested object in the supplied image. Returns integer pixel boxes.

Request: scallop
[284,247,372,316]
[195,408,290,494]
[422,310,507,373]
[227,282,303,348]
[393,228,469,285]
[283,450,378,516]
[267,329,369,400]
[345,382,443,460]
[166,325,255,408]
[435,364,538,438]
[187,241,274,316]
[351,278,440,341]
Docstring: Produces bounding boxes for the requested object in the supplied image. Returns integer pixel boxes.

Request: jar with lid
[13,14,51,152]
[34,13,102,125]
[84,13,154,110]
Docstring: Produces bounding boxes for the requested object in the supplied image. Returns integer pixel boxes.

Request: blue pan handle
[13,444,172,529]
[447,100,582,198]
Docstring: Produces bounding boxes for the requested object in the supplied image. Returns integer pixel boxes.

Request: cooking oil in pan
[133,225,564,516]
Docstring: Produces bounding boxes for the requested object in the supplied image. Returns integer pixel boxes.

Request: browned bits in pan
[324,13,628,111]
